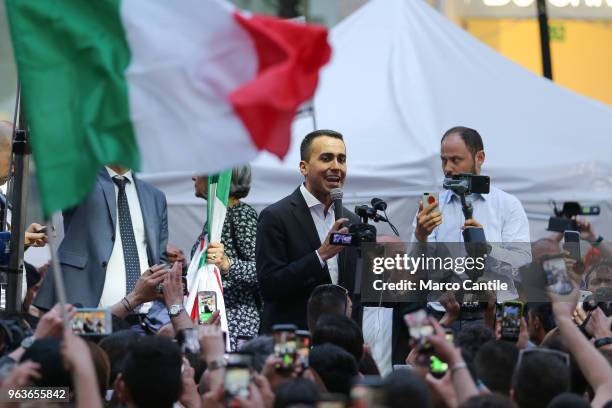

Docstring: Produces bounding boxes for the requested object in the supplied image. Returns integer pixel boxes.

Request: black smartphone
[500,301,523,342]
[296,330,311,369]
[224,360,251,406]
[542,254,573,295]
[71,308,112,336]
[197,291,217,324]
[563,230,581,262]
[272,324,297,372]
[330,232,355,247]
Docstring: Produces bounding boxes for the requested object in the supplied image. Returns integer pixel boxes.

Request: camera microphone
[371,198,387,212]
[330,188,343,221]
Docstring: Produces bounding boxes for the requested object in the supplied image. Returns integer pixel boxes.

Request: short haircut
[274,378,321,408]
[382,370,431,408]
[307,284,348,332]
[458,393,517,408]
[21,337,72,388]
[312,314,363,363]
[230,165,252,200]
[122,336,182,408]
[441,126,484,158]
[300,129,344,161]
[547,392,591,408]
[474,340,519,395]
[99,329,141,385]
[237,335,274,373]
[526,302,555,333]
[455,324,495,378]
[512,352,570,408]
[309,343,358,396]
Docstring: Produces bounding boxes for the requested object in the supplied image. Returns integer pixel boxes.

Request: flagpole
[4,84,30,314]
[47,211,68,323]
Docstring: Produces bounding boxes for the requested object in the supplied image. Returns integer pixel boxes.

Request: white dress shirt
[299,184,339,285]
[411,185,531,301]
[99,167,150,307]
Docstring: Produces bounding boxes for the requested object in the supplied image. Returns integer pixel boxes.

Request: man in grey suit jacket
[35,166,168,309]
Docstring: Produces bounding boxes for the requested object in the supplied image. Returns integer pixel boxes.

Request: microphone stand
[3,85,30,314]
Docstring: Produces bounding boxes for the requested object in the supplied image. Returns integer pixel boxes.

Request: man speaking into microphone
[256,130,360,332]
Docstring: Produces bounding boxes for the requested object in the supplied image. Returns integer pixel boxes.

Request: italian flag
[6,0,331,217]
[185,171,232,349]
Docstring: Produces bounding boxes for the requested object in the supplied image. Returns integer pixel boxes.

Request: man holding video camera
[412,126,531,301]
[256,130,360,332]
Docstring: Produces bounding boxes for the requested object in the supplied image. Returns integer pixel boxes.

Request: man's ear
[299,160,308,177]
[475,150,485,168]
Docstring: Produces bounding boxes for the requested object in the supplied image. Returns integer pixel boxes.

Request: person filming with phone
[411,126,531,303]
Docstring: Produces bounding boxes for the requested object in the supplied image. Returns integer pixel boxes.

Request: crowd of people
[0,124,611,408]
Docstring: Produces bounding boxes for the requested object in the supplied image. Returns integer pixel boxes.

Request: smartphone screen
[542,256,573,295]
[224,365,251,403]
[429,355,448,378]
[563,230,581,262]
[403,309,434,340]
[500,301,523,341]
[198,291,217,324]
[71,308,112,336]
[296,330,311,369]
[272,324,297,372]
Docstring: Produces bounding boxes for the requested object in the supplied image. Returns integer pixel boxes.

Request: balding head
[0,122,13,185]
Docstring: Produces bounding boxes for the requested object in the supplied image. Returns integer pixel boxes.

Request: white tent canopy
[142,0,612,256]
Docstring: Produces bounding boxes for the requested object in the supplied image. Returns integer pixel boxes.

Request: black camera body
[548,201,600,233]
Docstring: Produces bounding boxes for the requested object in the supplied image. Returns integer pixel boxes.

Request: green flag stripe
[6,0,140,217]
[198,170,232,269]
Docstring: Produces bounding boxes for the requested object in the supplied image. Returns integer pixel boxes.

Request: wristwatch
[207,358,227,371]
[594,337,612,349]
[20,336,35,350]
[168,304,184,317]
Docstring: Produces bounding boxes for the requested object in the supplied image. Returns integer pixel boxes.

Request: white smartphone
[422,192,439,212]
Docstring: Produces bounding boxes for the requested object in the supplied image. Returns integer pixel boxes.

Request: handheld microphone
[371,198,387,212]
[330,188,343,221]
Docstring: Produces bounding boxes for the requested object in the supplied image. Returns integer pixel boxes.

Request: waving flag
[184,171,232,349]
[5,0,331,217]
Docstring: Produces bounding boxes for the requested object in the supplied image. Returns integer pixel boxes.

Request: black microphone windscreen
[330,188,343,220]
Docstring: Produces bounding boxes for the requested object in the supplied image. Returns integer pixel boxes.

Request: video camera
[548,201,600,233]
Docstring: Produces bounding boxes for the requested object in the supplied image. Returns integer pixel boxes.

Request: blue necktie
[113,176,140,294]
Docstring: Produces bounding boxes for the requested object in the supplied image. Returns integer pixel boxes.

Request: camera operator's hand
[129,264,166,305]
[426,319,462,366]
[575,217,596,243]
[1,361,41,388]
[206,242,230,273]
[549,285,579,321]
[179,358,202,408]
[35,303,75,340]
[415,201,442,242]
[439,292,460,326]
[24,222,48,248]
[317,218,349,261]
[586,307,612,340]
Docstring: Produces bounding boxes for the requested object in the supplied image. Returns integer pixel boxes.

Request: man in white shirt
[412,126,531,301]
[256,129,360,332]
[35,165,170,311]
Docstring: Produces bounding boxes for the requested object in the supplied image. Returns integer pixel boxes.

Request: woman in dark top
[191,165,260,350]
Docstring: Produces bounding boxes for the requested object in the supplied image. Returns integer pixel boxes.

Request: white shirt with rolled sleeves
[410,185,531,302]
[299,184,339,285]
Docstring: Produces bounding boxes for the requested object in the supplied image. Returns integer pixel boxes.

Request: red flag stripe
[231,12,331,158]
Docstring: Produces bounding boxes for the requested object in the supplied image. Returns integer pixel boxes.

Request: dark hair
[459,393,517,408]
[455,324,495,378]
[230,165,252,199]
[382,370,431,408]
[540,333,588,395]
[274,378,321,408]
[441,126,484,158]
[300,129,344,161]
[474,340,519,395]
[312,315,363,362]
[237,335,274,373]
[99,329,141,385]
[307,285,348,332]
[512,352,570,408]
[20,337,72,388]
[546,392,591,408]
[122,336,182,408]
[527,303,555,333]
[309,343,358,396]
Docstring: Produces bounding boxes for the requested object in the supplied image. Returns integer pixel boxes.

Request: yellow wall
[464,18,612,106]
